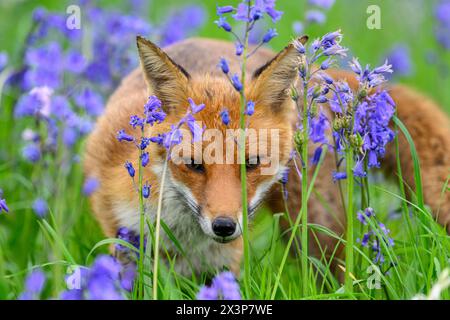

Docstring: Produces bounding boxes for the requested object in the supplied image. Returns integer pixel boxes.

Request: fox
[84,36,450,277]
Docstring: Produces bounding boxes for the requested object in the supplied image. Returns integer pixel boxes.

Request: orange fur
[84,38,450,277]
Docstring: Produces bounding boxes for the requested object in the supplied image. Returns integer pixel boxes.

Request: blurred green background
[0,0,449,113]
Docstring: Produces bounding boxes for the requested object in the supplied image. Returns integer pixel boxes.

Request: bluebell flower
[188,97,206,114]
[19,269,46,300]
[332,171,347,182]
[74,88,104,117]
[353,158,367,178]
[231,74,243,92]
[141,152,149,167]
[184,114,203,143]
[311,146,323,165]
[22,144,41,163]
[262,28,278,43]
[159,6,206,46]
[139,137,151,150]
[163,125,183,149]
[246,101,255,116]
[435,0,450,28]
[130,115,144,129]
[0,51,8,72]
[217,5,234,15]
[142,182,151,199]
[62,126,78,148]
[384,45,413,77]
[124,161,135,178]
[197,271,241,300]
[65,50,87,74]
[117,130,134,142]
[215,16,232,32]
[292,21,304,35]
[220,109,230,126]
[83,177,100,196]
[308,0,335,10]
[32,198,48,218]
[310,112,329,144]
[235,43,244,56]
[219,58,230,74]
[306,10,326,25]
[0,198,9,214]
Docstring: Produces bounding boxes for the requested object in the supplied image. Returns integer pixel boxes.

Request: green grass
[0,0,449,300]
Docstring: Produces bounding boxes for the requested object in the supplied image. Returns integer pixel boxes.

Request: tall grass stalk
[238,3,252,299]
[152,157,169,300]
[300,81,310,296]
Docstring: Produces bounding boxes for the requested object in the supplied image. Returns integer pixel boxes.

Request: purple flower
[116,227,140,253]
[124,161,135,178]
[197,271,241,300]
[141,152,149,167]
[217,5,234,15]
[74,88,104,117]
[19,269,46,300]
[0,51,8,72]
[188,98,205,114]
[292,21,304,35]
[117,130,134,142]
[353,158,367,178]
[60,289,84,300]
[310,112,329,144]
[163,125,183,149]
[332,171,347,182]
[215,16,232,32]
[83,177,100,196]
[384,45,413,77]
[142,182,151,199]
[311,146,323,165]
[306,10,326,25]
[246,101,255,116]
[262,28,278,43]
[435,1,450,28]
[22,144,41,163]
[0,198,9,214]
[219,58,230,74]
[159,6,206,46]
[130,115,144,129]
[120,263,136,292]
[231,74,243,92]
[32,198,48,218]
[220,109,230,126]
[65,50,87,74]
[139,137,151,151]
[308,0,335,10]
[235,43,244,56]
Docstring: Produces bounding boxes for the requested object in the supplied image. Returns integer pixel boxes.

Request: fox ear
[250,36,308,111]
[136,36,190,112]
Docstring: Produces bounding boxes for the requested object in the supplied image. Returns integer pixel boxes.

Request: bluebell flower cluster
[356,208,395,265]
[197,271,241,300]
[327,57,396,176]
[59,255,135,300]
[117,95,205,196]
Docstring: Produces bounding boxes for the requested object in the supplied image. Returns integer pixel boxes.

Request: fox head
[136,36,307,243]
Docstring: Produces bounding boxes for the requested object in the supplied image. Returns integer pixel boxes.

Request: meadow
[0,0,449,300]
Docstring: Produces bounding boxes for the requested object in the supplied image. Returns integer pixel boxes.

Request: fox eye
[246,156,260,171]
[186,158,205,173]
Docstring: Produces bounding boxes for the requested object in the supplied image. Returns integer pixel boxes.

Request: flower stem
[138,148,145,299]
[344,147,354,294]
[300,83,309,296]
[152,156,169,300]
[239,16,251,299]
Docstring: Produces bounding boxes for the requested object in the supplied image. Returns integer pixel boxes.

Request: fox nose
[212,217,236,237]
